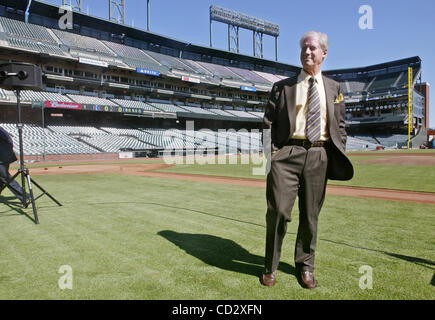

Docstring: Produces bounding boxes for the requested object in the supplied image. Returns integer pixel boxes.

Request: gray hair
[300,31,329,51]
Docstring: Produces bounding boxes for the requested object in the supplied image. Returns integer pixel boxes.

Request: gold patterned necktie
[306,77,321,143]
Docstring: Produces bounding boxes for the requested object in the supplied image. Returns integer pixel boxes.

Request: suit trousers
[0,163,25,201]
[265,145,328,273]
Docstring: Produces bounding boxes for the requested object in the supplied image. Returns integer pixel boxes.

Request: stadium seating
[253,70,282,84]
[248,111,264,118]
[0,88,9,101]
[142,128,193,149]
[228,66,272,85]
[101,127,156,145]
[149,102,190,113]
[367,72,401,91]
[184,130,215,149]
[346,80,367,93]
[0,16,284,92]
[216,129,261,152]
[224,109,259,119]
[177,128,262,153]
[110,99,162,112]
[352,134,379,145]
[345,136,381,151]
[178,105,217,115]
[19,90,72,103]
[0,122,100,155]
[0,16,56,43]
[48,125,107,136]
[71,50,127,68]
[208,108,237,117]
[67,94,119,106]
[197,61,244,81]
[41,92,74,102]
[19,90,48,103]
[101,40,169,73]
[52,29,115,56]
[80,134,155,152]
[375,134,409,148]
[48,124,158,152]
[6,37,67,57]
[144,50,197,74]
[102,40,152,61]
[395,69,420,89]
[121,57,170,74]
[4,118,402,155]
[182,59,214,76]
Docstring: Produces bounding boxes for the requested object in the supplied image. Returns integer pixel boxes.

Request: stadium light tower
[209,5,279,61]
[228,25,240,54]
[253,31,263,58]
[147,0,150,31]
[109,0,125,24]
[62,0,82,12]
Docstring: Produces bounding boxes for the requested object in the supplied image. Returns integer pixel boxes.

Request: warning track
[29,163,435,205]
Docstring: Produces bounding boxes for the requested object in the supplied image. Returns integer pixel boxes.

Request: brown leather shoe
[261,271,277,286]
[299,271,317,289]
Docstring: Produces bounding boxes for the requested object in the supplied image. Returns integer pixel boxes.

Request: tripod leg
[21,169,27,207]
[28,176,62,207]
[26,172,39,224]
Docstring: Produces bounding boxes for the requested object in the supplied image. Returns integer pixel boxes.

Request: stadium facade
[0,0,430,162]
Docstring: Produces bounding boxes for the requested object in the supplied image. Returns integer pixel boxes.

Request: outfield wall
[21,152,120,163]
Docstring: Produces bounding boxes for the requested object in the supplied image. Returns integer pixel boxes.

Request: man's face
[300,36,327,72]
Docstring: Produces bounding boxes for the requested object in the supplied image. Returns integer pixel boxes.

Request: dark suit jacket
[0,127,17,165]
[263,72,353,181]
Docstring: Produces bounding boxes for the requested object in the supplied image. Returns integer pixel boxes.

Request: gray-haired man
[261,31,353,289]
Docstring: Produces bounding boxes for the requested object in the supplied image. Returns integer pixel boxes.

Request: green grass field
[159,152,435,192]
[0,151,434,299]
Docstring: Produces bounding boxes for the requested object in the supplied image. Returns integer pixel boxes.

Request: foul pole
[407,67,413,149]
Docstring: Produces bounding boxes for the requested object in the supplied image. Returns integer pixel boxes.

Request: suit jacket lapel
[323,75,336,129]
[284,75,298,141]
[285,84,296,138]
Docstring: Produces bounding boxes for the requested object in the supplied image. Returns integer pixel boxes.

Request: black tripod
[1,89,62,224]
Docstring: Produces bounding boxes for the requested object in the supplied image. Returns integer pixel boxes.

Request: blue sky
[44,0,435,127]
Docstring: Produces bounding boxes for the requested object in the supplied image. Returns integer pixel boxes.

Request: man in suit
[0,126,28,203]
[261,31,354,289]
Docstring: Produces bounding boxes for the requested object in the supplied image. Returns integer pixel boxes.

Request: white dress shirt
[291,69,330,141]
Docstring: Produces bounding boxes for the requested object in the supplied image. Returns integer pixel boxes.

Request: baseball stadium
[0,0,433,301]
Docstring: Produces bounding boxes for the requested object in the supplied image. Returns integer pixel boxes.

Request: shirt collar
[299,69,323,84]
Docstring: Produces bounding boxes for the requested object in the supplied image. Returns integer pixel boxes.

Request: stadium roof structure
[0,0,422,81]
[323,56,421,76]
[0,0,299,74]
